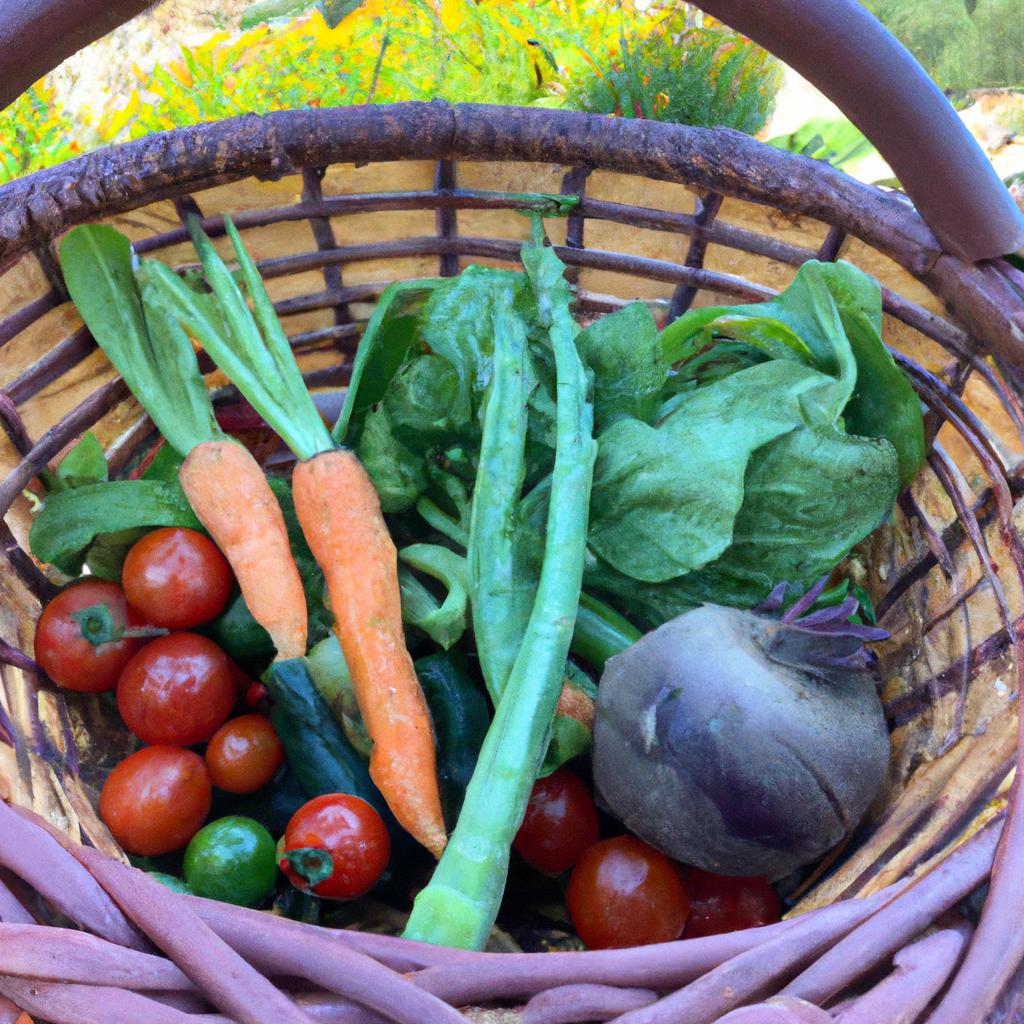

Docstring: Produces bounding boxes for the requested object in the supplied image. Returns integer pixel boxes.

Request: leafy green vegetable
[588,359,834,584]
[85,527,150,581]
[58,225,224,456]
[357,405,427,513]
[29,480,201,576]
[575,302,668,429]
[55,432,108,490]
[332,280,442,444]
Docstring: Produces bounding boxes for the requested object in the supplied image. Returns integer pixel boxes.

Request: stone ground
[46,0,1024,190]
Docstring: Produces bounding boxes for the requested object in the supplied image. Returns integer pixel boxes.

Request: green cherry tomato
[183,816,278,907]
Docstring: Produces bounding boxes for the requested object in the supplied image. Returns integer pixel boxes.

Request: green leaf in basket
[59,225,224,457]
[331,279,444,445]
[54,432,108,490]
[29,480,201,576]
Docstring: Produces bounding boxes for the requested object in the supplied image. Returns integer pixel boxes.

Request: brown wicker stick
[834,927,969,1024]
[521,985,658,1024]
[0,801,144,950]
[4,104,1022,369]
[69,846,317,1024]
[712,999,832,1023]
[606,897,886,1024]
[184,897,472,1024]
[0,978,225,1024]
[0,922,194,990]
[780,821,1000,1004]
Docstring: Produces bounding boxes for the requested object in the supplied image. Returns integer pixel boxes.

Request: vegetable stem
[571,592,642,671]
[403,230,597,949]
[467,286,532,702]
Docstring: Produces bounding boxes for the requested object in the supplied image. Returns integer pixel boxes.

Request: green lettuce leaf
[588,359,834,583]
[575,301,668,430]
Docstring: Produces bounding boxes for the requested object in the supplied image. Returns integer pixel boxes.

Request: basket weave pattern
[1,103,1024,1017]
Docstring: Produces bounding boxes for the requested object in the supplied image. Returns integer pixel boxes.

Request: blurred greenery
[0,0,782,184]
[865,0,1024,90]
[566,12,781,133]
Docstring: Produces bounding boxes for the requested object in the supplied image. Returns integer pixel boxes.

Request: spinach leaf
[384,354,472,448]
[834,299,925,488]
[420,265,526,415]
[660,260,863,426]
[357,404,428,513]
[29,480,201,576]
[588,359,833,584]
[686,424,899,605]
[332,279,442,444]
[55,432,108,490]
[575,302,668,429]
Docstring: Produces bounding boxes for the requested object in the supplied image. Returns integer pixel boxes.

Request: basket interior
[1,144,1022,919]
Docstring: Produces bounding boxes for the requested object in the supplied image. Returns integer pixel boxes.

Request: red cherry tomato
[122,527,233,630]
[513,768,600,876]
[206,714,285,794]
[280,794,390,900]
[34,580,145,693]
[99,746,211,856]
[567,835,690,949]
[117,633,235,746]
[681,868,781,938]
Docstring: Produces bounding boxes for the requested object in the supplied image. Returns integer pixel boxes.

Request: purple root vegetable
[70,845,318,1024]
[593,600,890,879]
[184,894,468,1024]
[781,820,1000,1004]
[522,984,658,1024]
[835,928,968,1024]
[0,922,194,989]
[610,892,888,1024]
[0,802,146,950]
[713,997,833,1022]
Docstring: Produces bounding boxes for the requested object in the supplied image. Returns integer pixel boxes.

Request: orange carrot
[179,440,308,662]
[292,449,447,858]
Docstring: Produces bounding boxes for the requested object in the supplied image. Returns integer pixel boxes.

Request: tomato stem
[69,603,167,646]
[283,847,334,889]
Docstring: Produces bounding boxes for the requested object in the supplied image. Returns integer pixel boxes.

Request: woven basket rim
[2,102,1022,379]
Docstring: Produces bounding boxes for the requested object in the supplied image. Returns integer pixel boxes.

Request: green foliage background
[866,0,1024,90]
[0,1,780,184]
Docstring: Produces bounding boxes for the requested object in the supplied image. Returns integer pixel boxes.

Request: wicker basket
[3,6,1024,1023]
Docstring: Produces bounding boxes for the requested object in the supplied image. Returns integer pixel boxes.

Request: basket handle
[2,0,1022,262]
[693,0,1024,262]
